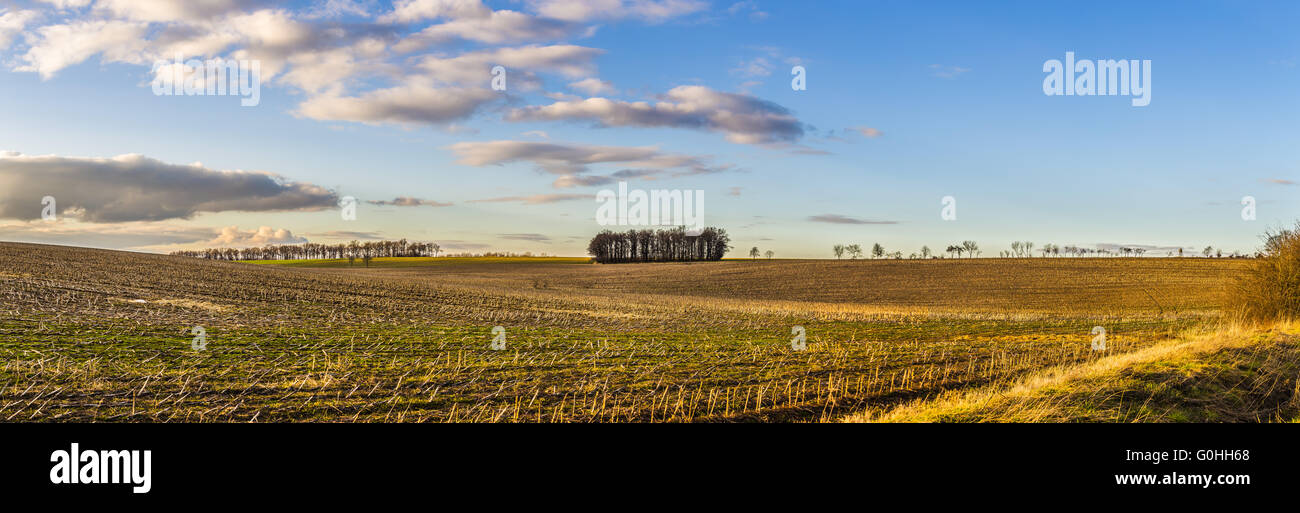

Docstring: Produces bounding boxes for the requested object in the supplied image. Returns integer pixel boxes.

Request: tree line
[832,241,1253,260]
[587,227,731,263]
[170,239,442,262]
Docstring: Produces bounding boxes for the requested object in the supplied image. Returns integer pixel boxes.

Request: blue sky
[0,0,1296,257]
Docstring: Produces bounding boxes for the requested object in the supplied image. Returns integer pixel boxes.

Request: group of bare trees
[828,239,1250,260]
[943,241,980,258]
[170,239,441,262]
[587,227,731,264]
[831,243,910,259]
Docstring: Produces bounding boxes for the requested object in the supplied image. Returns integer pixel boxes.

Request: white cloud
[394,9,579,47]
[448,140,734,188]
[0,9,38,51]
[508,85,806,145]
[94,0,267,23]
[17,20,149,79]
[296,84,499,125]
[382,0,492,23]
[526,0,707,23]
[206,225,306,246]
[414,44,603,85]
[36,0,93,10]
[568,77,617,95]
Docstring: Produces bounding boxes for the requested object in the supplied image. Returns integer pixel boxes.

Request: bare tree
[833,244,845,259]
[872,243,885,259]
[764,250,774,259]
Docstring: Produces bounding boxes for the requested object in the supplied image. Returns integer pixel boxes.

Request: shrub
[1231,225,1300,321]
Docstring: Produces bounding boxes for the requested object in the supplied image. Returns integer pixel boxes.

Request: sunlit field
[4,242,1283,423]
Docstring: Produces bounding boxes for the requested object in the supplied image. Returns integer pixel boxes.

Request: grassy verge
[851,322,1300,423]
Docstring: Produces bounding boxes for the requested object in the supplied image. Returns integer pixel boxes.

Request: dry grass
[851,322,1300,423]
[0,242,1251,422]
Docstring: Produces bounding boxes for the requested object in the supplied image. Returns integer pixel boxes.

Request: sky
[0,0,1296,257]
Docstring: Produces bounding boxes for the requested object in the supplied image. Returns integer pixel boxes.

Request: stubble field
[4,242,1285,423]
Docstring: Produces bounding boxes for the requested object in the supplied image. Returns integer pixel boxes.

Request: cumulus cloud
[94,0,270,23]
[36,0,94,9]
[412,44,603,84]
[382,0,493,23]
[0,9,38,51]
[205,225,306,246]
[394,9,579,47]
[468,193,589,204]
[0,152,337,222]
[525,0,707,23]
[17,19,149,79]
[366,197,453,207]
[507,85,805,144]
[807,214,898,225]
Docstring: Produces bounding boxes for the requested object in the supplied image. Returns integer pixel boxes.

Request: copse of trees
[587,227,731,264]
[170,239,441,262]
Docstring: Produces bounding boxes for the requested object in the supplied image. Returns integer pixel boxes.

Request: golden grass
[852,322,1300,423]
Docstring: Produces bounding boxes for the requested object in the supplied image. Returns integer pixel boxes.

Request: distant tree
[362,254,373,267]
[765,250,774,259]
[847,244,864,259]
[1216,249,1223,258]
[1178,248,1184,258]
[872,243,885,259]
[833,244,845,259]
[1203,246,1213,257]
[962,240,979,258]
[920,246,932,259]
[348,255,356,267]
[750,246,760,259]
